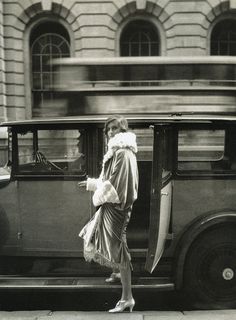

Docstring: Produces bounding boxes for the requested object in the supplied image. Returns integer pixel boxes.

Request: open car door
[145,124,173,273]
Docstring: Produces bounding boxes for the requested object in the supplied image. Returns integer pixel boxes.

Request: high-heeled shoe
[108,298,135,313]
[105,272,121,283]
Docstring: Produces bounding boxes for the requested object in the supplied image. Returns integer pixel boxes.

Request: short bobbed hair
[104,115,129,135]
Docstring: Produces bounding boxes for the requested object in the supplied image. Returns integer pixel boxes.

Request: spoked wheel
[183,226,236,309]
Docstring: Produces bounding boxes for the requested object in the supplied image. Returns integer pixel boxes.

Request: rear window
[177,129,236,172]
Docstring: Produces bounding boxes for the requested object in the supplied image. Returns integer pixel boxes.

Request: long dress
[79,131,138,270]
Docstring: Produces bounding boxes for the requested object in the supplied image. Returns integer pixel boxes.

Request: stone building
[0,0,236,124]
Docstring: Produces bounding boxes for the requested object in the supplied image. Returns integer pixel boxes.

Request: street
[0,310,235,319]
[0,292,235,319]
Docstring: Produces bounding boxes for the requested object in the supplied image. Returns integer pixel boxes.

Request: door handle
[161,192,169,196]
[17,232,22,239]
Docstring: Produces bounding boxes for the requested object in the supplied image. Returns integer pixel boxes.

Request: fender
[174,208,236,290]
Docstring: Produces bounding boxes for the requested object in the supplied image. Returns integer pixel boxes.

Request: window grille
[211,20,236,55]
[120,20,159,56]
[31,26,70,116]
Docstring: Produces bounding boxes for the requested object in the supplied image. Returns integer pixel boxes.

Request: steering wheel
[35,151,64,173]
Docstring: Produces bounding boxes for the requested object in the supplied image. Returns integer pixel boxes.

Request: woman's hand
[78,180,87,188]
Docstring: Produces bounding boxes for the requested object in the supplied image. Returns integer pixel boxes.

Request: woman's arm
[78,177,102,191]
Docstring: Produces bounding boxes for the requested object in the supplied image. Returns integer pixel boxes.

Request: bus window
[17,128,86,176]
[177,129,226,172]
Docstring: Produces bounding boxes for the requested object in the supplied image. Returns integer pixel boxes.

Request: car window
[17,128,86,176]
[177,129,230,172]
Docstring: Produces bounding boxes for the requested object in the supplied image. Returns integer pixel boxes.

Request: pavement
[0,310,236,320]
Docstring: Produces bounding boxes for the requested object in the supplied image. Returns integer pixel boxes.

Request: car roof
[2,113,236,127]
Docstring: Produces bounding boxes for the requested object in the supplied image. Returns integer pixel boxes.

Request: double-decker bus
[1,57,236,309]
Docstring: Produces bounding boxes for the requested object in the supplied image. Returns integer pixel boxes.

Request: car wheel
[183,225,236,309]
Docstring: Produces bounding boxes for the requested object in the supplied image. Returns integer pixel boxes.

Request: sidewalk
[0,310,236,320]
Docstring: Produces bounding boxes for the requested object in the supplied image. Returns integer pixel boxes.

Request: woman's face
[107,120,121,140]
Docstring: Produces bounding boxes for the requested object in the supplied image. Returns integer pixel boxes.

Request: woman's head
[104,115,129,140]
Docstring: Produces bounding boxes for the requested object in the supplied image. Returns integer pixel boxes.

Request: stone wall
[0,1,6,123]
[0,0,235,121]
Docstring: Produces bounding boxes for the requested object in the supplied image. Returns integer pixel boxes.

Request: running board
[0,276,174,291]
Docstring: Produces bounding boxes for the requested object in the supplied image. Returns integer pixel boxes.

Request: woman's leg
[108,264,135,312]
[120,264,133,301]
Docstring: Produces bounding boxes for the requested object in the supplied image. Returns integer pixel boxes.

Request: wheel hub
[222,268,234,281]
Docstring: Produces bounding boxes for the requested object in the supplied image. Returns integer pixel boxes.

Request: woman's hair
[104,115,129,135]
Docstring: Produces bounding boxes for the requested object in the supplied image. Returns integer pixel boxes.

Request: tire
[183,225,236,309]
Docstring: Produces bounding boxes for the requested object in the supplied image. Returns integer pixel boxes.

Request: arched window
[30,22,70,116]
[120,20,159,56]
[211,19,236,55]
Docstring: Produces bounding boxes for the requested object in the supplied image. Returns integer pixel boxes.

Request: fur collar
[103,131,137,165]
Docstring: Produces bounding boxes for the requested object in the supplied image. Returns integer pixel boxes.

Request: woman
[78,115,138,312]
